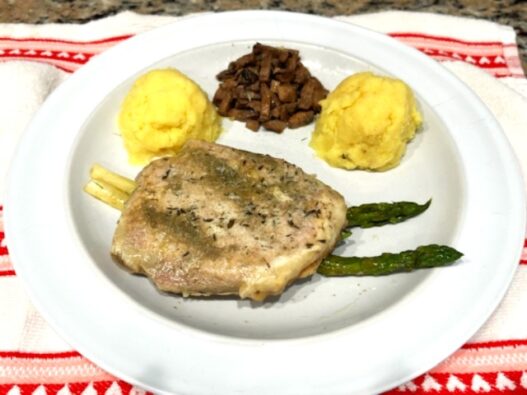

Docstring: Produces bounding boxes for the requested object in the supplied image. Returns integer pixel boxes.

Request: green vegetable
[346,199,431,229]
[340,229,353,241]
[317,244,463,276]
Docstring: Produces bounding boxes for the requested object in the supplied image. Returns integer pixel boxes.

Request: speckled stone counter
[0,0,525,72]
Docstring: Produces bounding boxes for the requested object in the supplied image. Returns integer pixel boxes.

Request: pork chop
[111,140,347,301]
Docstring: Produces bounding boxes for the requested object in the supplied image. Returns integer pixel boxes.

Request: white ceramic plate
[5,11,526,395]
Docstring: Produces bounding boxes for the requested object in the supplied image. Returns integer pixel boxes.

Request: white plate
[4,11,526,395]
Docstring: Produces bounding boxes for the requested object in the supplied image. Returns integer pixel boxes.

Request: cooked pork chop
[111,140,347,301]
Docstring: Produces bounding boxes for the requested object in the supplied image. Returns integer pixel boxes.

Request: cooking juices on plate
[83,43,462,301]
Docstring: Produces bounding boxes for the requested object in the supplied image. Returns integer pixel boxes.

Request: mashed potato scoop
[119,68,222,164]
[310,72,422,171]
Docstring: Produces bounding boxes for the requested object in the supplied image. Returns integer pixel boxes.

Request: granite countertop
[1,0,525,72]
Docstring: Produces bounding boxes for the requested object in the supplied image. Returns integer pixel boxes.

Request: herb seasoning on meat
[111,140,347,301]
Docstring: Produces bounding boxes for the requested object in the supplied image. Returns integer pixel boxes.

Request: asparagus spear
[317,244,463,276]
[84,164,135,210]
[85,165,464,277]
[83,179,129,211]
[346,199,431,229]
[340,229,353,241]
[90,163,136,195]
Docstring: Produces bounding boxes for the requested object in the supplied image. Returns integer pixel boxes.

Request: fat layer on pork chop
[111,140,347,301]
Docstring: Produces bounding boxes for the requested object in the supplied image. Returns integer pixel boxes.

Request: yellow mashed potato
[309,72,422,171]
[119,68,221,164]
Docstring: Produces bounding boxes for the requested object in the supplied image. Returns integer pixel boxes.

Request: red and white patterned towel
[0,11,526,395]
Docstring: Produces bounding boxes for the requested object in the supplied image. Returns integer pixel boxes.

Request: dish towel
[1,10,526,395]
